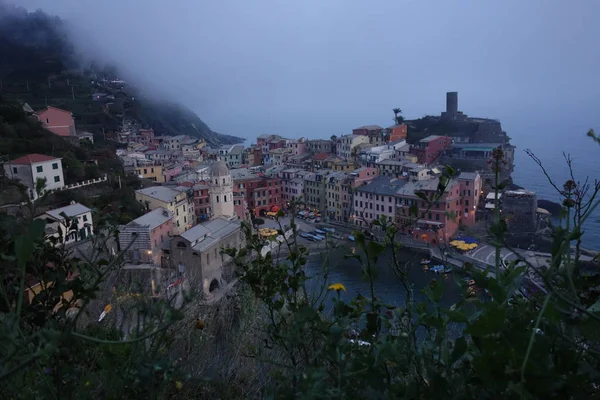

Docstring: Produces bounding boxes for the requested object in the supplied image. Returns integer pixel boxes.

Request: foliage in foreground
[0,136,600,399]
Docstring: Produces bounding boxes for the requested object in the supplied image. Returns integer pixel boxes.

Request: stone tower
[209,159,234,219]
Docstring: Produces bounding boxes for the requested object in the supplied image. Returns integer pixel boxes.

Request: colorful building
[34,106,76,137]
[3,154,64,200]
[410,135,452,165]
[135,163,165,183]
[118,207,174,264]
[135,186,193,234]
[457,172,482,227]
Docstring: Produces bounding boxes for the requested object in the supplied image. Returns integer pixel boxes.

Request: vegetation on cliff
[0,3,242,146]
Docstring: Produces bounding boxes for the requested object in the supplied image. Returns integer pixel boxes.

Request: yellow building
[135,186,192,234]
[331,160,356,172]
[135,164,165,183]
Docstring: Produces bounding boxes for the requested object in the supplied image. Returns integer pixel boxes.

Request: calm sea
[511,128,600,251]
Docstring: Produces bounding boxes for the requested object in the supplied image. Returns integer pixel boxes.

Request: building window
[83,215,88,222]
[54,176,60,182]
[12,167,17,174]
[52,163,59,170]
[36,166,43,173]
[216,196,220,203]
[177,220,180,227]
[436,213,440,221]
[389,206,392,213]
[465,200,469,206]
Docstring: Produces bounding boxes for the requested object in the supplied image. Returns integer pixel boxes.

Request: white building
[37,201,93,245]
[337,135,370,161]
[358,145,395,166]
[209,160,235,218]
[3,154,65,200]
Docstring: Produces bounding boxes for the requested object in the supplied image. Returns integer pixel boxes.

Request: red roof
[10,154,60,165]
[34,106,72,115]
[178,182,194,187]
[312,152,330,161]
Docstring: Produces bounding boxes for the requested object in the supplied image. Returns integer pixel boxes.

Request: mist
[9,0,600,142]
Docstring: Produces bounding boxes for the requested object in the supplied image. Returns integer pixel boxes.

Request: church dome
[210,160,230,177]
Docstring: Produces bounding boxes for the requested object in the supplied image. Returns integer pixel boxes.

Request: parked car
[315,229,326,235]
[323,227,336,233]
[299,232,310,239]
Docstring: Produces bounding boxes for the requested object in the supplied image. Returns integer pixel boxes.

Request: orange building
[387,123,407,142]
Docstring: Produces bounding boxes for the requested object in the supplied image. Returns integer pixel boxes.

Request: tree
[330,135,337,142]
[393,107,404,125]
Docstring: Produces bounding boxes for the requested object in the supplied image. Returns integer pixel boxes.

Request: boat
[468,279,476,286]
[420,259,432,265]
[443,267,453,273]
[430,265,445,273]
[348,235,355,242]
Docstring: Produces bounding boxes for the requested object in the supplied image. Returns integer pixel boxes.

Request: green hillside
[0,3,242,146]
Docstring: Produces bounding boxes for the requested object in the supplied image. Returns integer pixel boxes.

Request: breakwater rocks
[537,199,562,216]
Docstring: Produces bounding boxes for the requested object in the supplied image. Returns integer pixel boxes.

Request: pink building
[233,194,247,220]
[118,207,174,265]
[458,172,482,227]
[34,106,76,137]
[328,167,378,222]
[396,178,462,244]
[163,164,183,182]
[193,182,211,221]
[353,176,407,226]
[410,135,452,165]
[286,139,307,155]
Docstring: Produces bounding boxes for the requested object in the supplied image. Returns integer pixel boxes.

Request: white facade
[337,135,369,161]
[209,161,235,218]
[3,154,65,200]
[37,202,94,245]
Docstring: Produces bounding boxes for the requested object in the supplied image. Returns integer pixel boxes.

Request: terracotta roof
[34,106,72,115]
[10,154,60,165]
[312,152,330,161]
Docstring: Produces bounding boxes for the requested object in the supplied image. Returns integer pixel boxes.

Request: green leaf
[445,310,468,323]
[415,191,429,203]
[14,236,34,268]
[451,336,467,364]
[367,241,385,259]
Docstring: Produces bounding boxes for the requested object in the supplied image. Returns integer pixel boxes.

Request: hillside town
[3,91,556,303]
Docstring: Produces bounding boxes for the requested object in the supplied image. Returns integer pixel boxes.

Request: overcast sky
[12,0,600,142]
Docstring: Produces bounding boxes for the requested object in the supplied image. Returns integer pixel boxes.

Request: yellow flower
[328,283,346,292]
[175,381,183,391]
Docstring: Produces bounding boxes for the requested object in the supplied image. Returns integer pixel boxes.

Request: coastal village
[2,91,557,310]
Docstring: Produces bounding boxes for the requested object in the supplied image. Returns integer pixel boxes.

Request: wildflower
[563,180,577,192]
[328,283,346,292]
[175,381,183,391]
